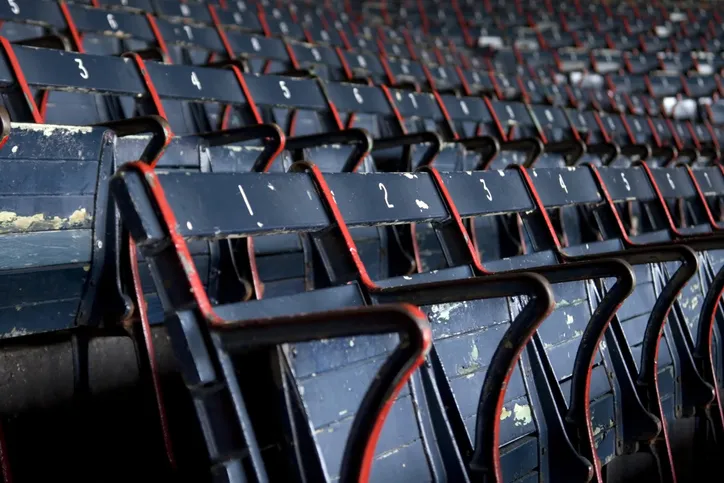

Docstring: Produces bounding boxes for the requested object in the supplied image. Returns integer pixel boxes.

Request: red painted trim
[38,90,50,124]
[647,116,663,147]
[512,165,563,249]
[0,37,41,123]
[637,162,689,238]
[455,66,472,96]
[483,97,508,142]
[129,237,176,469]
[208,4,236,60]
[424,167,488,273]
[146,14,171,63]
[683,166,722,230]
[686,121,701,151]
[228,65,263,124]
[256,7,272,37]
[283,40,300,70]
[124,53,170,124]
[665,118,685,150]
[58,1,85,53]
[335,46,354,81]
[431,89,459,141]
[380,84,407,134]
[303,163,378,289]
[379,55,397,86]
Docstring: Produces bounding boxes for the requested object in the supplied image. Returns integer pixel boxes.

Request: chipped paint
[338,409,348,417]
[257,222,264,228]
[500,406,512,420]
[11,146,17,153]
[402,172,417,179]
[69,209,89,225]
[470,341,479,362]
[498,170,505,176]
[513,403,532,426]
[267,183,276,191]
[1,327,30,339]
[186,221,193,230]
[15,123,93,136]
[565,312,574,326]
[416,199,429,210]
[429,301,466,322]
[348,339,355,347]
[222,145,264,152]
[0,208,90,233]
[690,296,699,311]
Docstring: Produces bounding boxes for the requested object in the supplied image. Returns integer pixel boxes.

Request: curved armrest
[286,127,372,172]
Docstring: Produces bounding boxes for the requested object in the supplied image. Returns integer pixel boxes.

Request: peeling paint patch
[513,403,532,426]
[1,327,30,339]
[500,406,512,421]
[402,172,416,179]
[15,123,93,136]
[565,312,575,326]
[415,199,429,210]
[0,208,90,233]
[470,341,479,362]
[429,302,467,322]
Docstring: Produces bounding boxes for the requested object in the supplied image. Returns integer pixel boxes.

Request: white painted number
[357,55,367,68]
[353,87,363,104]
[191,72,202,90]
[279,22,289,35]
[408,93,418,109]
[107,13,118,30]
[480,178,493,201]
[460,100,469,115]
[7,0,18,14]
[311,48,321,62]
[666,172,676,190]
[545,109,554,122]
[75,58,89,79]
[621,172,630,191]
[705,172,712,187]
[234,13,243,24]
[321,30,330,41]
[279,81,291,99]
[251,37,261,52]
[180,4,190,16]
[238,185,254,215]
[559,174,568,194]
[379,183,394,208]
[506,105,515,119]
